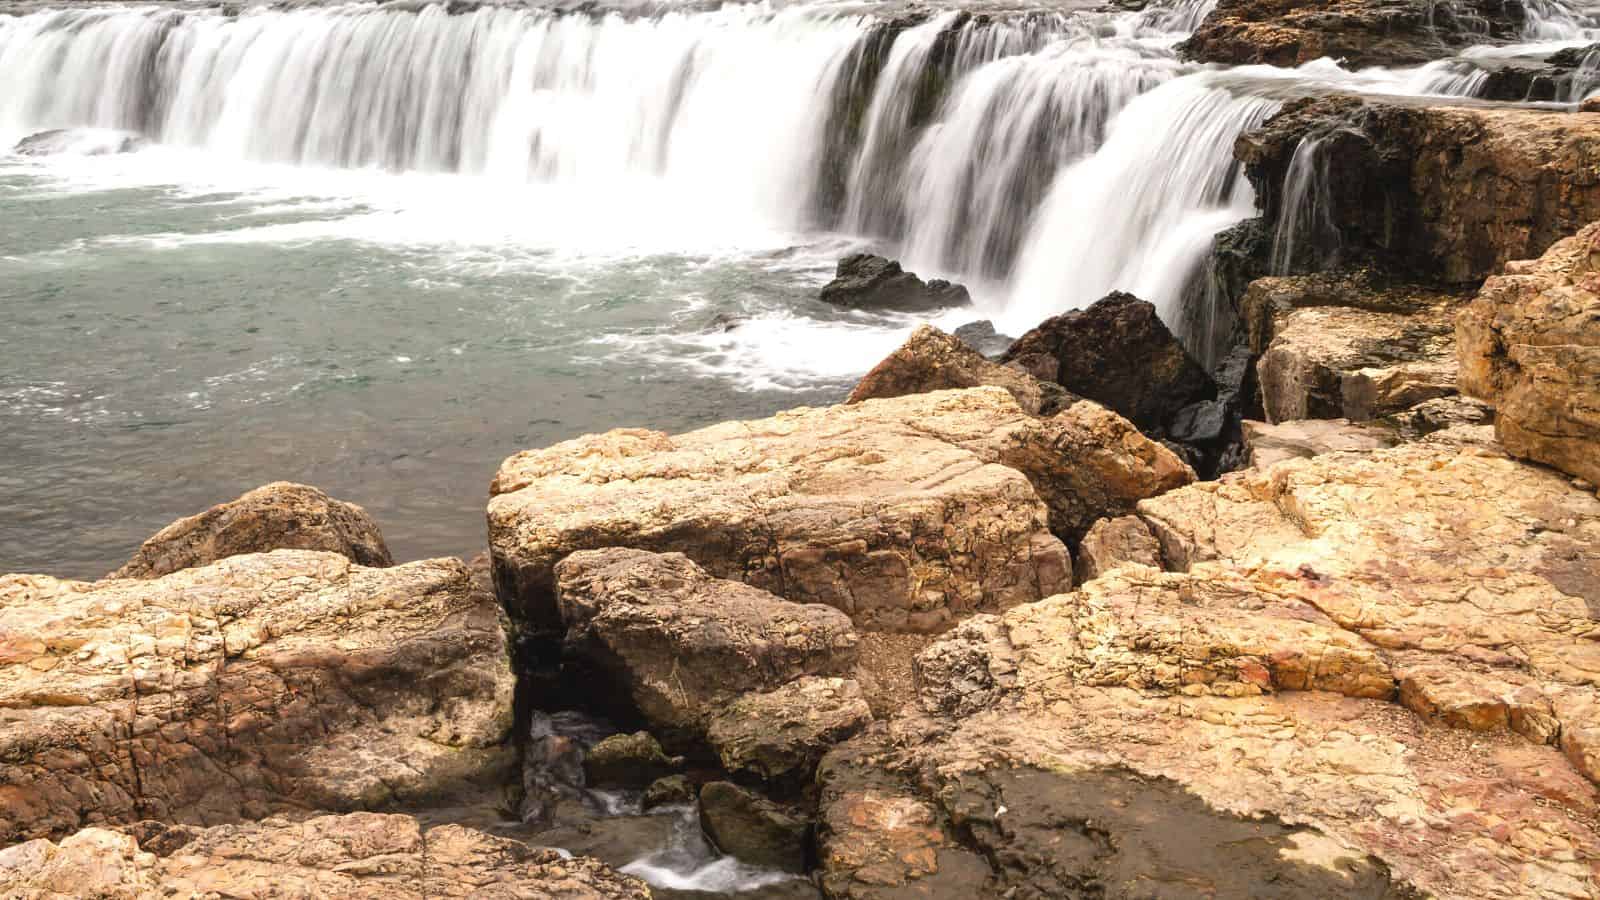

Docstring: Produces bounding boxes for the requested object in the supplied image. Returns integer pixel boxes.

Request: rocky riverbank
[5,1,1600,896]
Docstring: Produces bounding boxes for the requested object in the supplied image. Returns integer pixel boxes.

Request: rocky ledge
[1180,0,1527,68]
[822,438,1600,899]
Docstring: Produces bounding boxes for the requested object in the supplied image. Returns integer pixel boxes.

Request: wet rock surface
[698,781,809,874]
[0,551,515,845]
[1180,0,1526,68]
[1240,97,1600,283]
[582,731,683,789]
[1002,291,1218,434]
[1458,220,1600,484]
[0,812,650,899]
[111,481,393,579]
[819,253,971,313]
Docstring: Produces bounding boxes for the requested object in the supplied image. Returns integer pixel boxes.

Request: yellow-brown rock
[1459,221,1600,485]
[0,551,515,845]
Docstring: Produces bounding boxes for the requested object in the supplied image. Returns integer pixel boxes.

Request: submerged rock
[0,551,515,845]
[1180,0,1525,68]
[1001,291,1218,435]
[847,324,1073,415]
[13,127,145,157]
[819,254,971,313]
[1458,221,1600,485]
[0,813,649,899]
[554,548,860,740]
[489,388,1077,633]
[698,782,809,874]
[112,481,392,579]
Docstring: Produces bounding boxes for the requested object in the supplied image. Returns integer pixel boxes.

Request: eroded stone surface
[1459,221,1600,485]
[554,548,860,741]
[1073,514,1162,582]
[811,440,1600,898]
[112,482,392,579]
[707,676,872,783]
[1180,0,1525,68]
[490,388,1078,632]
[1242,418,1398,469]
[0,812,649,899]
[0,551,515,845]
[847,324,1071,416]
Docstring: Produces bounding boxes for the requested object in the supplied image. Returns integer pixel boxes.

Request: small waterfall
[999,74,1282,334]
[1269,133,1343,274]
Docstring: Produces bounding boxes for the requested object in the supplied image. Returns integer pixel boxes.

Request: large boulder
[1000,292,1218,435]
[819,442,1600,899]
[1239,97,1600,284]
[112,482,392,579]
[489,388,1081,634]
[820,254,970,313]
[1179,0,1525,69]
[0,551,515,845]
[0,812,648,899]
[553,548,860,740]
[847,325,1072,416]
[1458,221,1600,485]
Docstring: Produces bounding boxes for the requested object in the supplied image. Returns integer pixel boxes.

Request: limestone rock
[1382,394,1495,441]
[820,254,970,313]
[1239,98,1600,283]
[0,551,515,845]
[553,549,859,740]
[825,440,1600,899]
[1242,418,1397,469]
[706,676,873,783]
[581,731,682,789]
[1001,291,1217,434]
[112,482,392,579]
[1073,514,1162,582]
[0,812,649,899]
[847,325,1072,416]
[490,388,1078,633]
[698,781,808,873]
[1136,442,1600,775]
[1240,274,1467,423]
[1180,0,1525,68]
[1459,221,1600,484]
[1257,305,1459,423]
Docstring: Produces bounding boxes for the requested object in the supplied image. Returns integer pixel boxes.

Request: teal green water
[0,155,909,578]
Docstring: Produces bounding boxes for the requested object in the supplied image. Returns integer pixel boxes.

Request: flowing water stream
[2,0,1597,584]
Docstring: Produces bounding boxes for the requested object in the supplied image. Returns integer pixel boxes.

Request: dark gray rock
[820,254,970,313]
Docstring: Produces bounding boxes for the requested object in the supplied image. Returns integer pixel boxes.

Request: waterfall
[999,73,1282,334]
